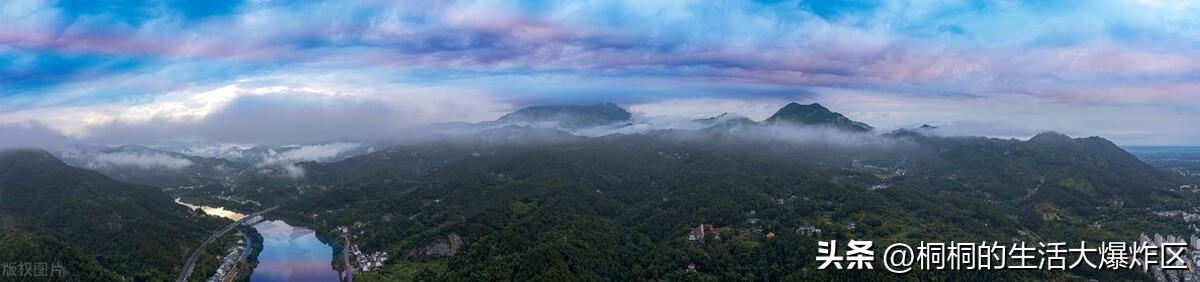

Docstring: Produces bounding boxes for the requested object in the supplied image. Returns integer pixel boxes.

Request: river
[175,199,340,281]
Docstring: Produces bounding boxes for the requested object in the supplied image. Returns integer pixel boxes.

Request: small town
[1146,233,1200,282]
[338,226,390,273]
[1156,210,1200,223]
[206,233,249,282]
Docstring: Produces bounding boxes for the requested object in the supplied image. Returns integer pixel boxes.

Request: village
[205,231,250,282]
[337,225,390,273]
[683,205,844,273]
[1175,184,1200,193]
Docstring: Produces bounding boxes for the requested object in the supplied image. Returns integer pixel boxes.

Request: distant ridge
[495,103,632,129]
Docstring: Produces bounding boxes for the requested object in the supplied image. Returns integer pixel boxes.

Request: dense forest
[7,103,1193,281]
[264,124,1190,281]
[0,150,231,281]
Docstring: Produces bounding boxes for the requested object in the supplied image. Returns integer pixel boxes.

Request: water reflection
[250,220,340,282]
[174,199,339,281]
[175,198,245,220]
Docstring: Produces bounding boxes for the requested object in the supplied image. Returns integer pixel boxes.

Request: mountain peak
[692,112,731,124]
[496,103,632,129]
[782,102,824,111]
[765,102,873,132]
[0,149,62,167]
[1028,131,1073,144]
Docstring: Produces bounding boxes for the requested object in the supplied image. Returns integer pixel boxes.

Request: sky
[1,0,1198,146]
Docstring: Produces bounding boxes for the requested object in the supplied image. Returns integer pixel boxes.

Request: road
[341,233,354,282]
[221,231,254,282]
[175,206,278,282]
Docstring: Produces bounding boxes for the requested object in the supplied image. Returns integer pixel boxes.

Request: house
[687,262,697,272]
[737,226,765,236]
[689,224,732,242]
[796,225,822,237]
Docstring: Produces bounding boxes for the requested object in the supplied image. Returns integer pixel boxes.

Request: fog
[6,100,925,170]
[254,142,371,179]
[90,152,195,170]
[0,122,70,150]
[460,111,909,149]
[67,88,506,146]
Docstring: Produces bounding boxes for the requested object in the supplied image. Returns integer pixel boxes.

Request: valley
[6,2,1197,281]
[6,102,1193,281]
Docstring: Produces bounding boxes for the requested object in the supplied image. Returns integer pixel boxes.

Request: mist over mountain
[229,103,1184,281]
[2,102,1193,281]
[40,102,1179,195]
[7,1,1200,281]
[51,142,376,189]
[493,103,633,129]
[0,150,226,281]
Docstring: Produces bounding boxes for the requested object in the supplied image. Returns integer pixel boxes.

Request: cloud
[630,118,910,149]
[736,123,907,148]
[7,0,1198,99]
[62,78,511,145]
[0,0,1198,146]
[0,122,69,150]
[247,142,371,179]
[621,93,1200,146]
[90,151,193,170]
[250,142,367,180]
[805,89,1200,145]
[629,98,798,121]
[258,142,367,167]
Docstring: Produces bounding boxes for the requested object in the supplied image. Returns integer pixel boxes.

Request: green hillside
[0,149,227,281]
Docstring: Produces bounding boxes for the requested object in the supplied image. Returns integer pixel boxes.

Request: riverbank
[174,198,340,282]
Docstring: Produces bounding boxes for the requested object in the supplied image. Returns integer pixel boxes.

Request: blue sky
[1,0,1198,145]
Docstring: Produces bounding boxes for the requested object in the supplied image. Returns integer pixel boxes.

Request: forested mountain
[56,144,248,189]
[493,102,633,129]
[0,211,121,281]
[0,149,226,281]
[239,103,1191,281]
[765,102,874,132]
[24,102,1180,281]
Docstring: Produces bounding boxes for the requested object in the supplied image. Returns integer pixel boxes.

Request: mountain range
[214,103,1192,280]
[5,102,1193,281]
